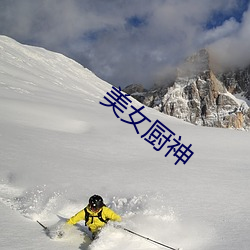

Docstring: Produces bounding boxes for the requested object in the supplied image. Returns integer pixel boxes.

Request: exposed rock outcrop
[123,49,250,130]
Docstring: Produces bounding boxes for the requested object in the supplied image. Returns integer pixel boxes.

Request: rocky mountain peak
[177,48,210,78]
[123,49,250,130]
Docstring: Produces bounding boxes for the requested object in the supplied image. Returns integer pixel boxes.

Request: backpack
[84,206,109,226]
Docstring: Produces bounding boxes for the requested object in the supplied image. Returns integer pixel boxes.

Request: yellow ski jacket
[67,206,121,233]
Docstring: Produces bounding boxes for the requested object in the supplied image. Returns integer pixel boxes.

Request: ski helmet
[89,195,104,210]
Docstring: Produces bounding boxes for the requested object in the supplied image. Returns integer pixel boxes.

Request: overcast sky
[0,0,249,88]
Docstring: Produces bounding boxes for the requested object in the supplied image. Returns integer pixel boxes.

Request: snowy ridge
[0,36,250,250]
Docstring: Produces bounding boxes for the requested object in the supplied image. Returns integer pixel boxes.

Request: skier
[66,194,121,239]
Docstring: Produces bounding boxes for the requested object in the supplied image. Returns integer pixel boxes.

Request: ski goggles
[89,204,101,212]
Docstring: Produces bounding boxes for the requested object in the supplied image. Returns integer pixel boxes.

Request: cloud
[209,3,250,69]
[0,0,249,88]
[200,18,240,45]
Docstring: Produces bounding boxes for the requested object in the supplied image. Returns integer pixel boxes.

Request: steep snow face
[0,35,115,135]
[0,36,250,250]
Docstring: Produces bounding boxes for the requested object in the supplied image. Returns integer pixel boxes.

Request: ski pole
[37,220,48,231]
[122,227,180,250]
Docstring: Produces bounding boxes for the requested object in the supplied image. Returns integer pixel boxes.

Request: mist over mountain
[123,49,250,130]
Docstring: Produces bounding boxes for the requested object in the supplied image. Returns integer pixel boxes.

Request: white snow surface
[0,36,250,250]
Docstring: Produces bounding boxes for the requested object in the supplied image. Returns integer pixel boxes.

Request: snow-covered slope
[0,36,250,250]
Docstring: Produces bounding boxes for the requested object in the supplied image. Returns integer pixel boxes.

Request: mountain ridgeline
[123,49,250,130]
